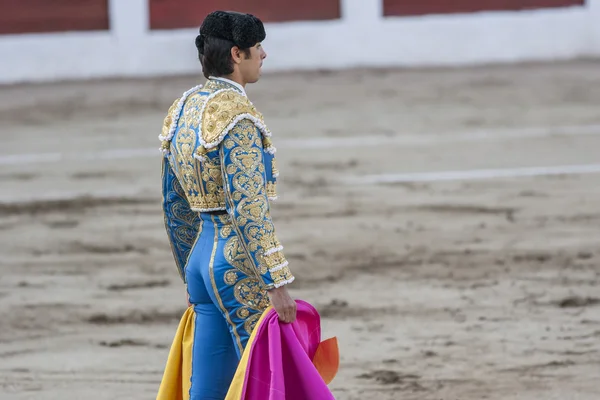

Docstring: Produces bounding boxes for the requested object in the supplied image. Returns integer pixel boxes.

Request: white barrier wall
[0,0,599,84]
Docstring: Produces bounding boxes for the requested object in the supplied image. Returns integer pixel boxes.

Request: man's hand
[267,285,296,323]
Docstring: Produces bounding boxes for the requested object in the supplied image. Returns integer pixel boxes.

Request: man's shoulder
[159,84,204,145]
[200,88,264,148]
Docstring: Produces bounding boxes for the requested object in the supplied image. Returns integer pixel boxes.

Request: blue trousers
[185,213,270,399]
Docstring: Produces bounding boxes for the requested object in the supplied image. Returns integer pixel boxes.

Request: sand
[1,60,600,399]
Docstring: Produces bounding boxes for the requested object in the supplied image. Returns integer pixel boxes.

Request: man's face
[239,43,267,84]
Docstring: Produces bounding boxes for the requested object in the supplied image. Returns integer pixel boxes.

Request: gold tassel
[262,137,273,149]
[195,145,208,158]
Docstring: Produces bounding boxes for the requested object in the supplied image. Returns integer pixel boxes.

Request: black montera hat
[196,11,266,54]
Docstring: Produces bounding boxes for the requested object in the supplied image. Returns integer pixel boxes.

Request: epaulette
[194,89,275,161]
[159,98,180,153]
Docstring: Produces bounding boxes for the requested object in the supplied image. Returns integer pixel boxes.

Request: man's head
[196,11,267,85]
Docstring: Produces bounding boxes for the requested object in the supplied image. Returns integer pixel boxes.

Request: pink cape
[225,300,339,400]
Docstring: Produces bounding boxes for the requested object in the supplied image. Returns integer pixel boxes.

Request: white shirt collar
[209,76,247,96]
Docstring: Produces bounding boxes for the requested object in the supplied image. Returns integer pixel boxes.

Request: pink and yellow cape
[157,300,339,400]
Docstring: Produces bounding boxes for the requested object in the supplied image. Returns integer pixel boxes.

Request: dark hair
[196,35,252,79]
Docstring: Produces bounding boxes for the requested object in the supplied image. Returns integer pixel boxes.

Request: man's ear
[230,46,242,64]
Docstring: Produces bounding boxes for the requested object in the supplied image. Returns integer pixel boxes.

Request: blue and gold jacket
[159,78,294,290]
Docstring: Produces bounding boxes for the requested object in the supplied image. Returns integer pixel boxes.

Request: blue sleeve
[219,119,294,289]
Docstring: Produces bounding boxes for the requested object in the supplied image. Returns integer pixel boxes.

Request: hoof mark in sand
[577,251,594,260]
[414,203,517,216]
[87,309,185,325]
[70,171,119,180]
[318,299,349,318]
[512,252,552,263]
[44,219,79,229]
[317,299,396,319]
[557,296,600,308]
[99,339,157,348]
[0,172,37,181]
[69,241,148,255]
[502,360,576,373]
[0,196,155,216]
[106,280,170,291]
[358,370,426,391]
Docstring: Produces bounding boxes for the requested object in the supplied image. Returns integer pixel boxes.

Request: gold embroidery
[218,214,233,238]
[200,150,225,208]
[224,269,239,285]
[260,250,286,268]
[224,235,271,336]
[220,225,232,238]
[269,265,294,285]
[237,307,251,319]
[169,90,225,211]
[161,98,180,140]
[244,313,262,336]
[208,215,243,354]
[234,277,270,311]
[237,197,268,221]
[271,158,279,177]
[221,119,293,288]
[223,236,255,277]
[201,90,263,147]
[266,181,277,199]
[205,79,242,93]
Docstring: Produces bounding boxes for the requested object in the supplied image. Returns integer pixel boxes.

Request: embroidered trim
[193,154,207,162]
[203,113,273,150]
[268,196,278,201]
[190,206,227,212]
[269,260,289,273]
[158,84,203,154]
[264,245,284,257]
[273,276,295,288]
[209,76,247,96]
[264,145,276,155]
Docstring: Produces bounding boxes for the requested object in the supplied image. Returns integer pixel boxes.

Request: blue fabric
[189,305,238,400]
[161,158,200,282]
[186,213,270,398]
[263,150,276,182]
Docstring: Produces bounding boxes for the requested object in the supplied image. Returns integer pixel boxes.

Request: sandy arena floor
[1,60,600,399]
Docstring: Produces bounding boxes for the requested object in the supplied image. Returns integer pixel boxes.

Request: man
[158,11,296,399]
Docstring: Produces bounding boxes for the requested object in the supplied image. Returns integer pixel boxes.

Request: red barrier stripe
[149,0,341,30]
[0,0,109,35]
[383,0,585,17]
